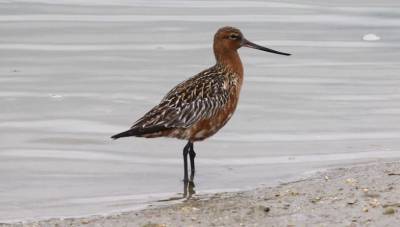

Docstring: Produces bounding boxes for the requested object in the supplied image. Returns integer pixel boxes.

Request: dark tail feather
[111,129,136,140]
[111,125,169,140]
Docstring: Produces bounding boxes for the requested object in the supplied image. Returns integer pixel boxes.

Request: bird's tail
[111,125,168,140]
[111,129,136,139]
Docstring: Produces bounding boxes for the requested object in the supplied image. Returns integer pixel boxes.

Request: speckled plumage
[111,26,290,182]
[130,63,242,141]
[112,27,250,142]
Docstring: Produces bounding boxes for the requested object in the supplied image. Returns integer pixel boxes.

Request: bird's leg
[188,142,196,182]
[183,179,188,198]
[183,141,191,183]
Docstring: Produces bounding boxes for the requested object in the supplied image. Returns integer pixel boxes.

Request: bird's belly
[163,86,241,141]
[188,104,237,141]
[159,109,235,141]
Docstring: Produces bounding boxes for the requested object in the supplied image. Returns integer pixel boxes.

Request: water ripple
[215,131,400,142]
[1,14,399,27]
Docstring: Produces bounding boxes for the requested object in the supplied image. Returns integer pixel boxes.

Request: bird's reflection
[183,180,196,199]
[157,176,196,202]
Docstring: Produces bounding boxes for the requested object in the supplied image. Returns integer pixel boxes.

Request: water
[1,0,400,222]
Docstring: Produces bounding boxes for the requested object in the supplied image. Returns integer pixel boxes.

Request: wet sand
[4,161,400,227]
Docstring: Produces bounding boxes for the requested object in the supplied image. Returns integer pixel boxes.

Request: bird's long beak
[242,39,291,56]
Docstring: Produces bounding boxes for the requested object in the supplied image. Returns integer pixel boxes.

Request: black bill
[242,39,291,56]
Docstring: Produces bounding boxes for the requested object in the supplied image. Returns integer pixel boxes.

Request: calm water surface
[1,0,400,222]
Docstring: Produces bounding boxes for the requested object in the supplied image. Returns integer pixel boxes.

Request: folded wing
[132,68,230,131]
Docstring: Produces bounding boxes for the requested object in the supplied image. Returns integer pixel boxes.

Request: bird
[111,26,290,183]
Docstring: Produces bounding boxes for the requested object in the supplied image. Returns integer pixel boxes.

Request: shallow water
[1,0,400,222]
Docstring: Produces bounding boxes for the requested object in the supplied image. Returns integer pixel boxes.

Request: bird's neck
[214,49,243,77]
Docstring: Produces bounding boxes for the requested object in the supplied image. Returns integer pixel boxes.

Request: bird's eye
[228,33,240,40]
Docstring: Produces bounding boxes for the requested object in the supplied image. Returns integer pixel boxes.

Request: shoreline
[3,160,400,227]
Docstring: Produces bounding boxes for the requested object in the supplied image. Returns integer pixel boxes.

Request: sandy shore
[2,161,400,227]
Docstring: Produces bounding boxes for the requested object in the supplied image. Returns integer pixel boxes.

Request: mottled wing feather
[131,66,230,130]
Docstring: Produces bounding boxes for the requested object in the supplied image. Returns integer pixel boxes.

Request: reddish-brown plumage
[111,26,290,182]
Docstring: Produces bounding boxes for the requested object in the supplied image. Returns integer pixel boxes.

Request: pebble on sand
[383,207,396,215]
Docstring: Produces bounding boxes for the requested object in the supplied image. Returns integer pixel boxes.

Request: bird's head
[213,26,291,56]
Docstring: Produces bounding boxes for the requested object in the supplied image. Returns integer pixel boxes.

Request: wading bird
[111,26,290,182]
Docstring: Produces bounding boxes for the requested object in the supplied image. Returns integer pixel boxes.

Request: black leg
[188,142,196,181]
[183,142,190,182]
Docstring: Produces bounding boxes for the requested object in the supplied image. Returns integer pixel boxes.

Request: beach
[3,161,400,227]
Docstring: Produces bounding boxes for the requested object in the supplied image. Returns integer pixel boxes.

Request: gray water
[1,0,400,222]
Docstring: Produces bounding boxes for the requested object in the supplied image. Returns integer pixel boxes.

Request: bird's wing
[131,68,230,130]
